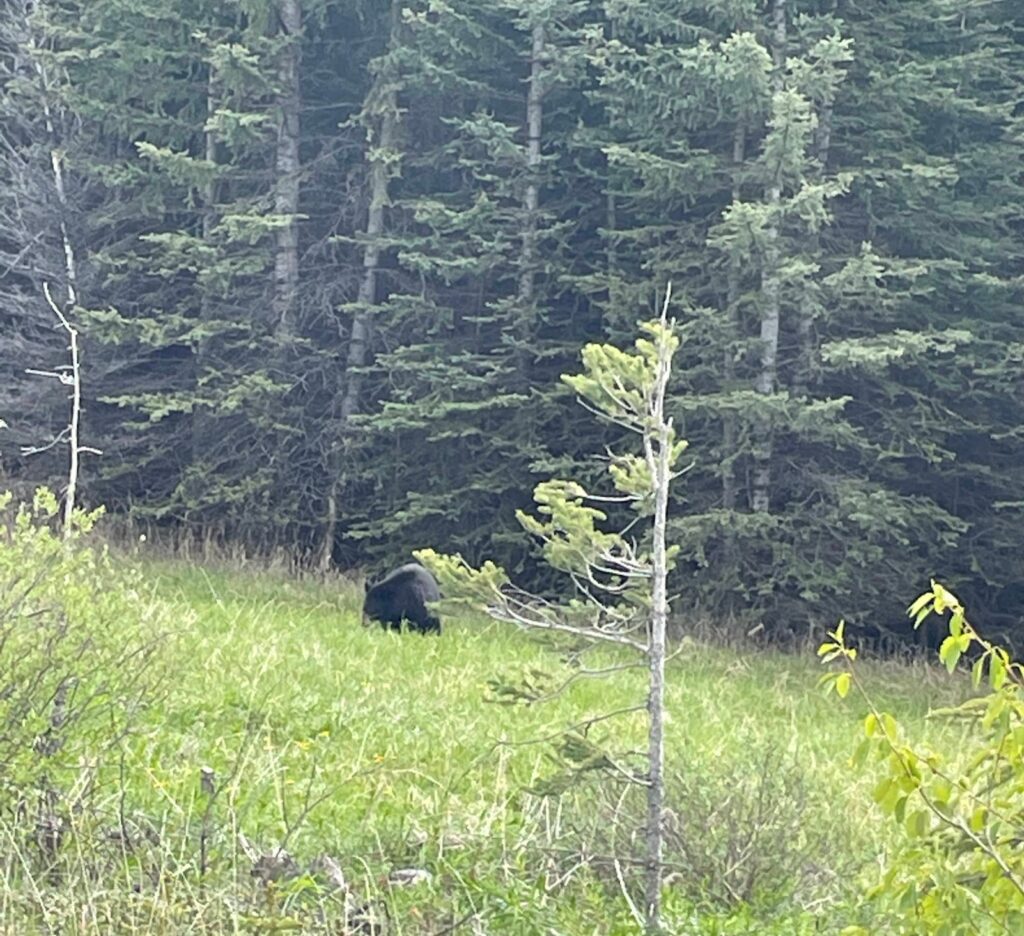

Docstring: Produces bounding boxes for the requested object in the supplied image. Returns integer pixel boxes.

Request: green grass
[2,555,976,934]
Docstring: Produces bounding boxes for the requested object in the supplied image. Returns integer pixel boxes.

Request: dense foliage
[0,490,165,882]
[822,583,1024,934]
[2,0,1022,639]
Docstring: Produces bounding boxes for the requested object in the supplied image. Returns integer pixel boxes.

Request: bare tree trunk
[38,287,82,537]
[192,64,219,476]
[603,20,622,316]
[606,188,618,287]
[272,0,302,337]
[318,0,402,571]
[752,0,786,515]
[29,31,78,310]
[203,64,218,245]
[515,21,546,384]
[643,288,675,935]
[29,20,85,530]
[792,79,834,398]
[722,122,746,511]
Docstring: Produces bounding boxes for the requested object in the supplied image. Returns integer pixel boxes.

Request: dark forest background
[1,0,1022,642]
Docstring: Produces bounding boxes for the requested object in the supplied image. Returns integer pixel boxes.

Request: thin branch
[486,600,647,651]
[494,705,647,750]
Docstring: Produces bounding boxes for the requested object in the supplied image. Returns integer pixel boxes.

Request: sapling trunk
[643,289,674,933]
[417,286,685,936]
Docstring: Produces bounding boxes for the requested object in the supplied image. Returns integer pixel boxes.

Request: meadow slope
[3,557,973,934]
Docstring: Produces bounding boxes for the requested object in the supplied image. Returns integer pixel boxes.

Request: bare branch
[485,598,647,651]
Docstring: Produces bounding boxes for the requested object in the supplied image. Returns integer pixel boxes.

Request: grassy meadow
[0,553,975,934]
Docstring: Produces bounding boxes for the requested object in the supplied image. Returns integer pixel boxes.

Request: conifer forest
[2,0,1022,641]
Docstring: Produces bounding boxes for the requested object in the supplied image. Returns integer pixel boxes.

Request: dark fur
[363,563,441,635]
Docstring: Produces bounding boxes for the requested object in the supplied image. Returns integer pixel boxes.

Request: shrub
[545,749,843,915]
[0,488,166,875]
[821,582,1024,934]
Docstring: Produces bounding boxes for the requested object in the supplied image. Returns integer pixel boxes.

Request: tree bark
[30,30,78,310]
[722,122,745,512]
[31,17,84,529]
[643,291,675,935]
[752,0,786,515]
[792,81,834,398]
[37,286,82,538]
[318,0,402,571]
[515,21,546,385]
[202,64,218,247]
[192,63,218,473]
[272,0,301,338]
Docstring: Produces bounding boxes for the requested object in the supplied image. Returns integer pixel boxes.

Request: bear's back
[363,563,441,633]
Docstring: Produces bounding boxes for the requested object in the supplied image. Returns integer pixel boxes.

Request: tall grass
[1,551,974,934]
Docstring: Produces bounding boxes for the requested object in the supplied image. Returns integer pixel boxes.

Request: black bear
[362,563,441,635]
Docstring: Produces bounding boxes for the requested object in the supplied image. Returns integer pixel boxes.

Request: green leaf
[836,672,852,699]
[906,810,929,838]
[990,652,1007,690]
[938,635,962,673]
[907,592,933,618]
[971,655,985,689]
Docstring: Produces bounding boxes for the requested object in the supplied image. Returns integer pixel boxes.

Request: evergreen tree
[345,0,597,576]
[819,0,1024,632]
[0,0,1021,641]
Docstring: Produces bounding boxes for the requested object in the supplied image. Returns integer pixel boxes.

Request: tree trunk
[203,65,218,246]
[515,21,546,384]
[792,78,834,398]
[272,0,302,338]
[752,0,786,515]
[643,292,674,935]
[30,34,78,310]
[31,21,82,529]
[722,122,746,512]
[318,0,402,571]
[192,63,218,477]
[38,287,82,539]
